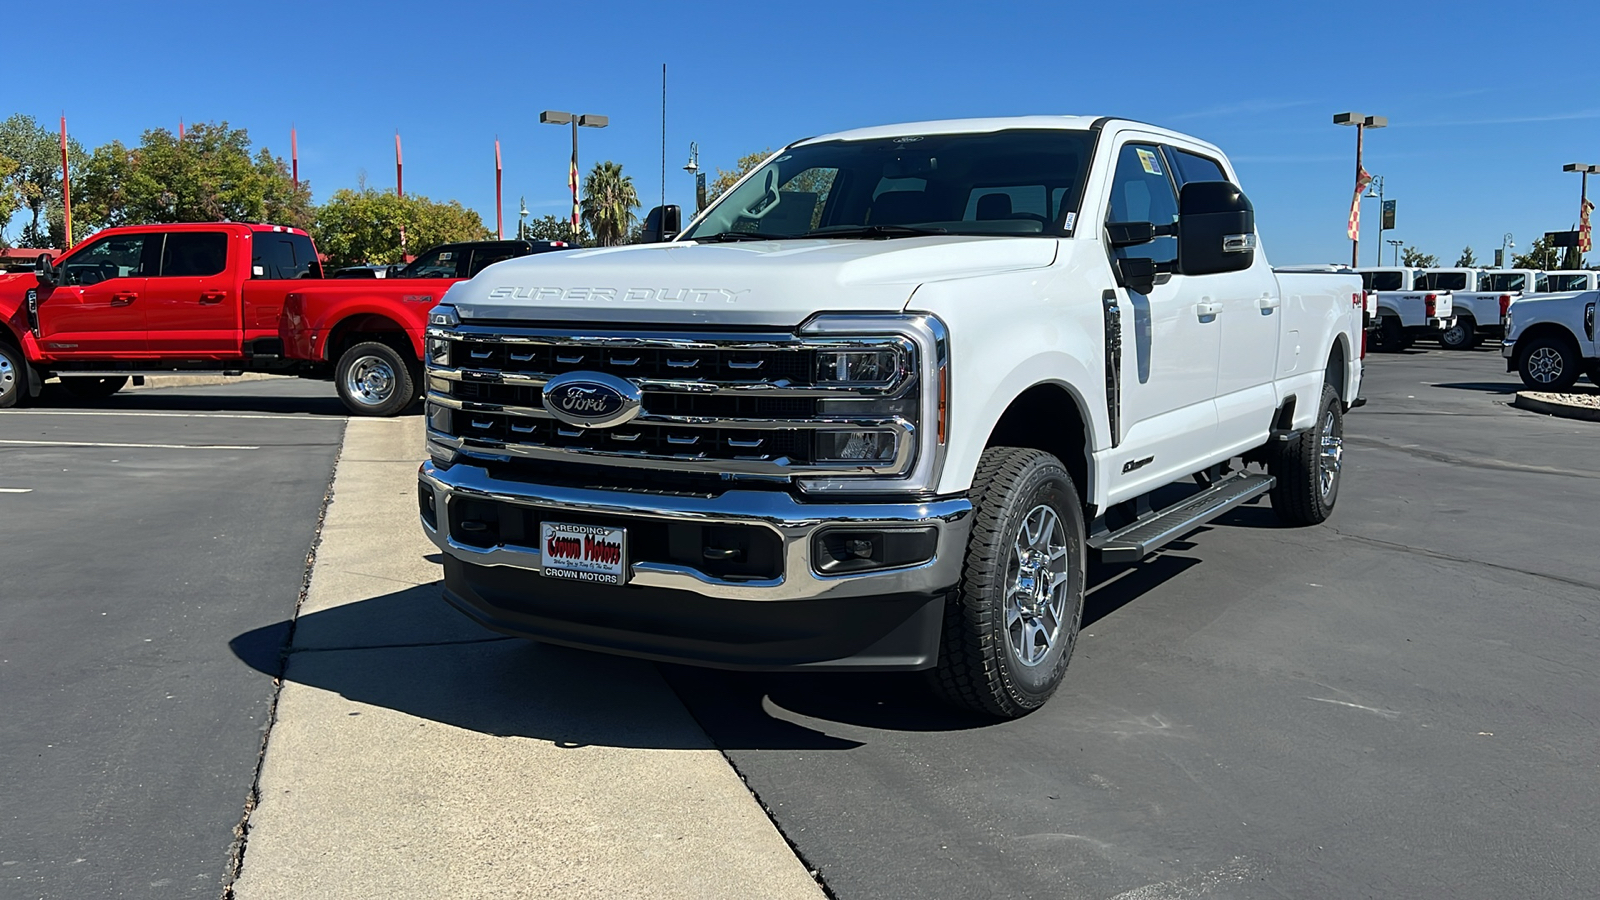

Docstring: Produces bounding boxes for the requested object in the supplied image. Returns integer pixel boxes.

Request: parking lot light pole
[1387,239,1403,266]
[1364,174,1386,267]
[541,111,609,243]
[1563,164,1598,255]
[1335,112,1386,267]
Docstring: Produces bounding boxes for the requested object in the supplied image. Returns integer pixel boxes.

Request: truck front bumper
[417,461,973,671]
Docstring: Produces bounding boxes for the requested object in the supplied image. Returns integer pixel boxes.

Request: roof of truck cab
[794,116,1219,150]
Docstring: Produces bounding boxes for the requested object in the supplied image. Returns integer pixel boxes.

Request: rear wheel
[1438,316,1476,350]
[60,375,129,400]
[0,343,25,408]
[931,447,1086,719]
[1517,336,1579,391]
[335,341,418,417]
[1372,316,1411,352]
[1269,382,1343,526]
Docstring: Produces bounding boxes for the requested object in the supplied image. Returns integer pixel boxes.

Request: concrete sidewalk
[229,417,822,900]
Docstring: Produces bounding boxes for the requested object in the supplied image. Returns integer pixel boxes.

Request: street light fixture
[1363,174,1389,267]
[683,141,706,215]
[541,110,609,243]
[1334,112,1387,267]
[518,197,529,241]
[1387,239,1403,267]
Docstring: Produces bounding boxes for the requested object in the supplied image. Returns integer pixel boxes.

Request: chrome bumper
[1501,339,1516,358]
[418,461,973,602]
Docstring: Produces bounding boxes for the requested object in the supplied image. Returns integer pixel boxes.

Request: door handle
[1196,301,1224,318]
[110,293,137,307]
[199,291,226,305]
[1257,296,1281,310]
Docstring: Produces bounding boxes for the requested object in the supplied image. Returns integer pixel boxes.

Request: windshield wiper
[804,224,948,239]
[689,231,795,243]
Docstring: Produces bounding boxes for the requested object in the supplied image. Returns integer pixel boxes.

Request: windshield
[398,246,465,279]
[1484,272,1528,292]
[681,129,1094,241]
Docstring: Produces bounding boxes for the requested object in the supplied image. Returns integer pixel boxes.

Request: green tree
[707,149,772,203]
[0,114,87,247]
[1513,236,1559,270]
[313,188,489,268]
[1559,244,1585,270]
[1456,246,1477,267]
[1400,246,1439,267]
[76,122,311,232]
[523,213,591,245]
[580,161,639,246]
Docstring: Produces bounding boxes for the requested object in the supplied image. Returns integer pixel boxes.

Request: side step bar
[1089,472,1275,564]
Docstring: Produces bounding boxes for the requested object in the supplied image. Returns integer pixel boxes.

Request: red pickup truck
[0,224,539,415]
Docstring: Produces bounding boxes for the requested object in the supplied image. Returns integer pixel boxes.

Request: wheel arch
[1326,334,1351,402]
[1515,321,1582,358]
[326,313,419,362]
[979,381,1093,508]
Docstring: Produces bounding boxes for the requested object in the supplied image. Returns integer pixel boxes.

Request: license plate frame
[539,521,628,585]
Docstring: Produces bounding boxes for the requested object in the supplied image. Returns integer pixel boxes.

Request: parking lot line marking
[0,439,260,450]
[0,410,343,422]
[0,488,32,493]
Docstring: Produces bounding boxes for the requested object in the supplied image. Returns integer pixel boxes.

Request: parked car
[1416,268,1513,349]
[332,264,397,279]
[0,224,560,415]
[1502,287,1600,390]
[417,116,1366,718]
[1356,267,1455,351]
[393,240,570,279]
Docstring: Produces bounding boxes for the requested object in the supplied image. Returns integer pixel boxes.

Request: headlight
[815,349,903,386]
[428,304,460,327]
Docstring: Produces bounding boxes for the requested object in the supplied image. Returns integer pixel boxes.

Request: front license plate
[540,521,628,585]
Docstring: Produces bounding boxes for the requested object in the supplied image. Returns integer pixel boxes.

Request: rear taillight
[1499,294,1512,319]
[1424,293,1437,318]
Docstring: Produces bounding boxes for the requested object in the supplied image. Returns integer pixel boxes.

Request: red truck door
[143,230,239,355]
[35,231,154,355]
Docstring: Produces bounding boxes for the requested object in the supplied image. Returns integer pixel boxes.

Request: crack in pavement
[1328,526,1600,594]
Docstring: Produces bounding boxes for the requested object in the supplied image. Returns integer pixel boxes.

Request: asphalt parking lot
[3,349,1597,899]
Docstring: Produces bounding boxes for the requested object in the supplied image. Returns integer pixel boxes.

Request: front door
[143,230,238,355]
[35,232,155,356]
[1104,139,1220,500]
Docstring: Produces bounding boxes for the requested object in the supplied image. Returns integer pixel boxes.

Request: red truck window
[252,233,322,279]
[62,233,155,285]
[160,232,228,277]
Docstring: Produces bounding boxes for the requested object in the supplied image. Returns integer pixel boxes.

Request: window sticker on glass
[1136,148,1163,176]
[1063,212,1077,231]
[439,252,455,261]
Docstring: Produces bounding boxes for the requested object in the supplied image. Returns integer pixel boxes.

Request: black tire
[1269,382,1343,526]
[1517,335,1580,391]
[335,341,418,417]
[1585,362,1600,387]
[1438,316,1475,350]
[60,375,129,400]
[1372,316,1408,353]
[931,447,1086,718]
[0,342,25,409]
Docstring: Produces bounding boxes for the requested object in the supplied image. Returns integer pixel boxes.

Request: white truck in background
[1357,267,1455,351]
[418,116,1365,718]
[1503,287,1600,389]
[1544,271,1598,293]
[1416,268,1513,349]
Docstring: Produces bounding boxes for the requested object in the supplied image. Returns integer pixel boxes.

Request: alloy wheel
[1005,504,1071,667]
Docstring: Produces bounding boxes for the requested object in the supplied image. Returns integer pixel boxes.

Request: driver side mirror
[639,205,682,244]
[33,253,57,287]
[1177,181,1256,276]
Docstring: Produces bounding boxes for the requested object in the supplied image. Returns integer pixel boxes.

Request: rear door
[34,232,154,356]
[144,230,238,354]
[1166,145,1282,451]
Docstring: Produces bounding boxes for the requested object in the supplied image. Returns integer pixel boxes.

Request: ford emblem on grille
[542,372,643,429]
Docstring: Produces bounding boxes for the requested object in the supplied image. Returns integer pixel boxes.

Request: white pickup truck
[1503,287,1600,389]
[1416,268,1514,349]
[1357,267,1455,351]
[1544,271,1597,293]
[417,116,1365,717]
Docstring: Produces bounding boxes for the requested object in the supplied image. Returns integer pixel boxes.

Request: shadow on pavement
[230,546,1215,749]
[36,389,359,417]
[1431,381,1521,395]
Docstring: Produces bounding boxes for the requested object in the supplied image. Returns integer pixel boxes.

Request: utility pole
[541,111,608,244]
[1334,112,1387,267]
[1387,239,1403,266]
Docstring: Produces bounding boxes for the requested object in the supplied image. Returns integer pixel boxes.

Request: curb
[125,373,287,392]
[1512,392,1600,423]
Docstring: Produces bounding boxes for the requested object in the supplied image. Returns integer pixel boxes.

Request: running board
[1089,472,1275,563]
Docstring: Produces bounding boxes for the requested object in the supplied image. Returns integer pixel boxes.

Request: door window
[1167,148,1228,186]
[1363,271,1404,291]
[159,232,228,277]
[1106,142,1179,265]
[467,245,521,277]
[252,233,321,279]
[62,233,153,285]
[397,246,465,279]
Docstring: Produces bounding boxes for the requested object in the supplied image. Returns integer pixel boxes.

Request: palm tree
[580,161,639,246]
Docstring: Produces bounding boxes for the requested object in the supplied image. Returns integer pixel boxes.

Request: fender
[299,298,428,360]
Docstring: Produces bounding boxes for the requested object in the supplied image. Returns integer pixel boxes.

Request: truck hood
[447,235,1058,327]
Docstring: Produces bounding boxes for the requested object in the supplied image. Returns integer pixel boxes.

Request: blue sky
[10,0,1596,266]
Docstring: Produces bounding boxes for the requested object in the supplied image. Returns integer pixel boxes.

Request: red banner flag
[1347,166,1372,241]
[1581,197,1594,254]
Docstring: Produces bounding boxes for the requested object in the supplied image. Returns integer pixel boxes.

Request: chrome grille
[426,325,918,477]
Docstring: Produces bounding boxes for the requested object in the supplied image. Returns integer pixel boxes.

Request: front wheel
[1269,382,1343,526]
[1517,336,1579,391]
[1438,316,1476,350]
[335,341,418,417]
[931,447,1086,719]
[0,343,26,408]
[60,375,129,400]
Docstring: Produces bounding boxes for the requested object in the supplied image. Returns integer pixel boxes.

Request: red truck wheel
[0,343,24,408]
[335,341,418,417]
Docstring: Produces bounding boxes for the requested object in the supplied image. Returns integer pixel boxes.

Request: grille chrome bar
[429,428,915,476]
[429,365,912,398]
[428,391,909,433]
